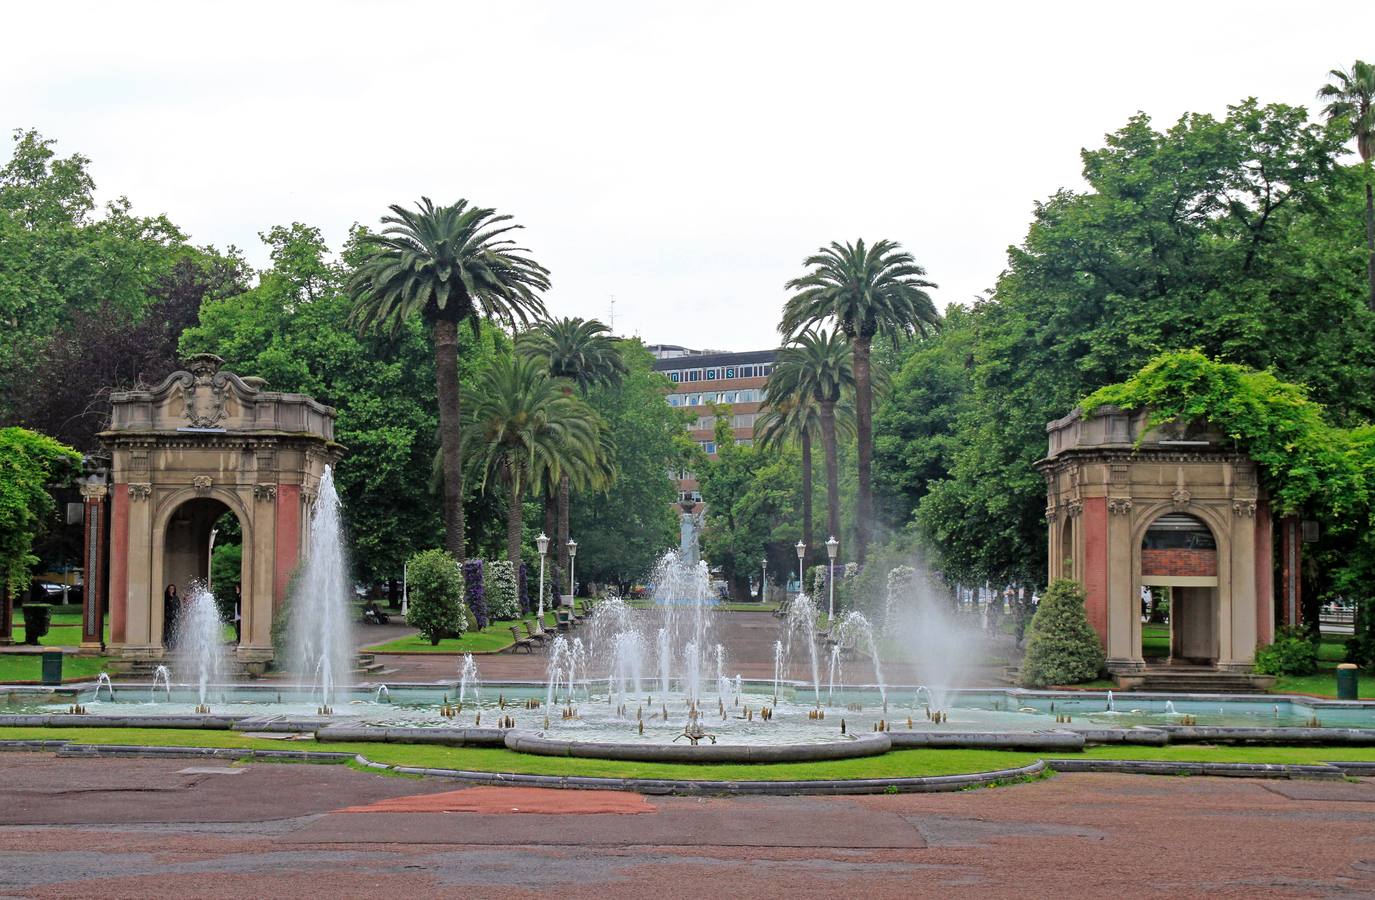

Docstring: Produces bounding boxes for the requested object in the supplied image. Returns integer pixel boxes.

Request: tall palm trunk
[557,472,570,584]
[800,428,814,554]
[852,333,874,563]
[432,317,466,561]
[1365,177,1375,312]
[544,488,556,543]
[506,468,525,568]
[820,400,841,549]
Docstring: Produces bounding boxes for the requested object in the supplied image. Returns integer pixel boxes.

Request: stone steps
[1116,670,1276,694]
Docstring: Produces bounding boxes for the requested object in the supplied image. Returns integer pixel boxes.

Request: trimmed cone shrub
[487,560,520,621]
[1020,578,1105,687]
[406,549,466,645]
[462,558,488,629]
[1254,626,1318,676]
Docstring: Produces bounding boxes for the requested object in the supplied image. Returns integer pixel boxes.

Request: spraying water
[92,672,114,703]
[151,665,172,703]
[458,654,481,706]
[772,639,784,704]
[835,611,887,709]
[177,582,226,709]
[287,466,353,710]
[786,594,823,707]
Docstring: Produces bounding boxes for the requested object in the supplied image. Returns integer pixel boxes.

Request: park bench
[524,620,552,645]
[507,626,536,653]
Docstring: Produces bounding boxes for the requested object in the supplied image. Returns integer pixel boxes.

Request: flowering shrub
[486,560,520,620]
[462,558,488,629]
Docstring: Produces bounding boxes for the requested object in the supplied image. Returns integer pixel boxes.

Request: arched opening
[160,497,245,649]
[1059,518,1074,579]
[1140,513,1218,665]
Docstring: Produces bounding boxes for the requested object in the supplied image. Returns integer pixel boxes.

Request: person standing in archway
[162,584,180,649]
[232,583,242,644]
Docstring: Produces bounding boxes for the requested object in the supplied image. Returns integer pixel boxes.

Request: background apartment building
[649,344,777,505]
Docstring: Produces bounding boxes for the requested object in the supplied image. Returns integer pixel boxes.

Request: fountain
[151,665,172,703]
[785,593,823,707]
[834,611,887,710]
[458,654,480,707]
[287,465,353,711]
[177,582,225,713]
[374,685,391,703]
[92,672,114,702]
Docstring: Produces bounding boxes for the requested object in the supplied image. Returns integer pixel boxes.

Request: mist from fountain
[785,594,823,707]
[835,611,886,709]
[287,466,353,710]
[878,560,981,714]
[177,582,226,709]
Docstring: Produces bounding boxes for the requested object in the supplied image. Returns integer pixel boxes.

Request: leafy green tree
[916,100,1372,587]
[405,548,466,645]
[465,356,609,568]
[781,239,939,562]
[698,414,802,599]
[518,317,627,574]
[1020,579,1105,687]
[873,304,974,529]
[765,329,854,549]
[0,129,205,433]
[569,340,684,588]
[181,225,507,592]
[1319,60,1375,311]
[348,198,550,562]
[0,427,81,597]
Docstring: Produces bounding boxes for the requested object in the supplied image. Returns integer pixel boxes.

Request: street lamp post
[401,561,408,618]
[825,535,840,622]
[761,557,767,603]
[795,540,806,599]
[566,538,578,606]
[536,532,550,619]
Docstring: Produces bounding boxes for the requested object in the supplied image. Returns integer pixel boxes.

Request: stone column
[79,484,109,651]
[1279,516,1302,628]
[108,485,131,647]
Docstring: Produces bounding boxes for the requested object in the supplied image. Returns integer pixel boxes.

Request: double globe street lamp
[826,535,840,621]
[536,532,550,620]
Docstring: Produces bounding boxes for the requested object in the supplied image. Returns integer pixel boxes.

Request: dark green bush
[1020,579,1105,687]
[1254,626,1318,676]
[406,549,466,645]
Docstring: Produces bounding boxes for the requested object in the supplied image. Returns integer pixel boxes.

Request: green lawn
[0,655,111,683]
[366,612,560,654]
[1142,623,1169,658]
[3,726,1375,781]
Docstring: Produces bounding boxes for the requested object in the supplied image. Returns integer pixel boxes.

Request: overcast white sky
[5,2,1374,350]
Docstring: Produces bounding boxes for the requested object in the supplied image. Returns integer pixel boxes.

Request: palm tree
[348,198,550,561]
[1319,60,1375,312]
[766,329,855,550]
[757,390,856,559]
[465,357,610,568]
[517,317,627,573]
[781,239,938,562]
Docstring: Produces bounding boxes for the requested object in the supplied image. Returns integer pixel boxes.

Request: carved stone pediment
[192,475,213,494]
[128,483,152,500]
[1107,497,1133,515]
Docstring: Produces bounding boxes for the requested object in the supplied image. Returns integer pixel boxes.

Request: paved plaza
[0,752,1372,898]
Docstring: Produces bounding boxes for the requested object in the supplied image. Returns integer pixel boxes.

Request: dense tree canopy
[0,427,81,596]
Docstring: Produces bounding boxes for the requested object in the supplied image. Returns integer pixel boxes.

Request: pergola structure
[1037,405,1280,686]
[87,354,341,672]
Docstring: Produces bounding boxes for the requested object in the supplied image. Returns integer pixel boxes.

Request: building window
[725,367,735,379]
[760,365,771,377]
[699,440,717,454]
[688,370,700,382]
[667,395,680,406]
[736,438,753,447]
[724,391,736,403]
[669,372,680,382]
[706,368,717,380]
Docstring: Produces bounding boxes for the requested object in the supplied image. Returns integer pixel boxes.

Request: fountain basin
[504,728,893,763]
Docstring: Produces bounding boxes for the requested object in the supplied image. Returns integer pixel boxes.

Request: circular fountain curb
[502,729,894,763]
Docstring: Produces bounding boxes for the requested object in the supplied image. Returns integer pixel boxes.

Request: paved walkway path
[0,752,1371,897]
